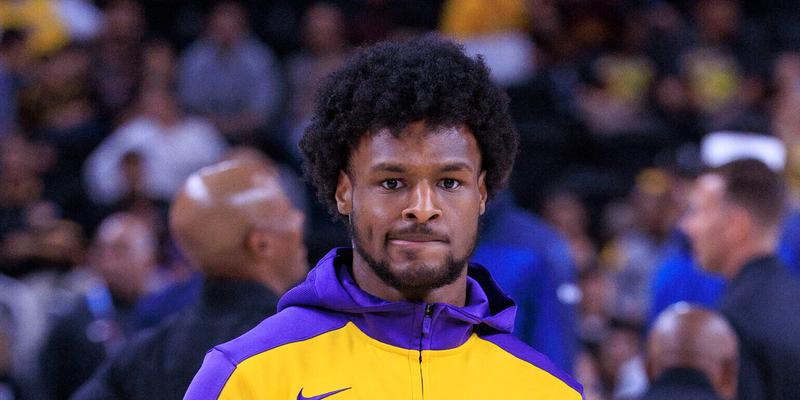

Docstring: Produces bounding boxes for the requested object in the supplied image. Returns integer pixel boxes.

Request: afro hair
[299,35,519,220]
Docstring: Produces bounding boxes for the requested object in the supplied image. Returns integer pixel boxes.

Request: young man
[185,36,583,399]
[681,159,800,400]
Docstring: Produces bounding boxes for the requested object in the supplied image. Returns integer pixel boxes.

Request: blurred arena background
[2,1,800,399]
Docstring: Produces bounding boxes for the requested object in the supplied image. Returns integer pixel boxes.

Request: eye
[380,179,404,190]
[439,178,461,190]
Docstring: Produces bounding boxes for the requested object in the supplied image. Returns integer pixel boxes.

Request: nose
[402,183,441,223]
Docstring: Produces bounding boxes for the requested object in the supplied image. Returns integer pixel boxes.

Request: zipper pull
[422,304,434,337]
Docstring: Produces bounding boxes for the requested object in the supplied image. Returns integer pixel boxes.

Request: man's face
[680,174,733,274]
[91,218,155,301]
[337,122,487,292]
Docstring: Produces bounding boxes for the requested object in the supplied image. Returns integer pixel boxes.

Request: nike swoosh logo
[297,387,351,400]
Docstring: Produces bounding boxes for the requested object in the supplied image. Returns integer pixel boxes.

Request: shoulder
[184,307,349,399]
[210,306,348,367]
[477,332,583,396]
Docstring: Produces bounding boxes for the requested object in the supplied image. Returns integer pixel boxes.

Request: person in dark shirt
[681,158,800,400]
[39,212,158,400]
[643,303,738,400]
[71,158,308,400]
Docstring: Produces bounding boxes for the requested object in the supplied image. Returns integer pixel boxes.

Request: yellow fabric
[0,0,68,56]
[218,322,581,399]
[440,0,528,38]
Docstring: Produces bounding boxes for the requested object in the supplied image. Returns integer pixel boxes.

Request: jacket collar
[729,254,780,290]
[200,278,278,315]
[278,248,517,350]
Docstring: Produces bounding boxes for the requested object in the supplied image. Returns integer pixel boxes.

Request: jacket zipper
[418,304,433,399]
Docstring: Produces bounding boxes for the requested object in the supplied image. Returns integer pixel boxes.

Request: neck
[351,252,468,306]
[722,234,776,280]
[212,263,292,296]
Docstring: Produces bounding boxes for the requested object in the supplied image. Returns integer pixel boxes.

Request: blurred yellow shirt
[440,0,528,37]
[0,0,68,56]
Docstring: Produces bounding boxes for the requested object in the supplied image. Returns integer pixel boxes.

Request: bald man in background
[643,304,738,400]
[71,159,308,400]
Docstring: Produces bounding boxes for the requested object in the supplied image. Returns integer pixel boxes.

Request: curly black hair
[299,35,519,220]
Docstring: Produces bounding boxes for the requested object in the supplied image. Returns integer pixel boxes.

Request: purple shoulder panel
[214,306,350,365]
[183,349,236,399]
[481,333,584,396]
[184,307,349,398]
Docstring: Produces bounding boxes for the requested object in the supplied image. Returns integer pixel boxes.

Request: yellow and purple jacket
[184,248,584,399]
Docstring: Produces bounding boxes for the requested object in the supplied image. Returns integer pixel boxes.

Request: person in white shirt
[83,86,227,206]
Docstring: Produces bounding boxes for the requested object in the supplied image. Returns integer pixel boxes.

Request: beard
[349,219,475,293]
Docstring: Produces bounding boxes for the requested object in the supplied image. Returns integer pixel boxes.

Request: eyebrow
[368,162,474,174]
[439,162,473,173]
[370,163,406,173]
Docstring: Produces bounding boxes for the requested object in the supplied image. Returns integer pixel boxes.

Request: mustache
[387,224,449,242]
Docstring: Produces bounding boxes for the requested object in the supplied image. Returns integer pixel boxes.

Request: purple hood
[277,248,518,351]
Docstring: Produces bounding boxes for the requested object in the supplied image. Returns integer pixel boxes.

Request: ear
[644,354,657,383]
[335,171,353,216]
[246,228,272,260]
[719,357,738,400]
[478,171,488,215]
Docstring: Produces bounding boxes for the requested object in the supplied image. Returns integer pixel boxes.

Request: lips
[386,224,449,248]
[388,233,447,243]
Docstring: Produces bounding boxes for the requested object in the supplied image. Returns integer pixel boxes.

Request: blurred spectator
[648,74,703,144]
[598,321,647,400]
[643,303,738,400]
[38,213,158,400]
[177,1,282,146]
[441,0,534,86]
[575,350,606,400]
[90,0,146,122]
[139,39,177,92]
[576,9,658,137]
[0,135,42,243]
[578,266,614,346]
[15,43,107,230]
[0,274,41,397]
[679,0,769,132]
[17,42,98,134]
[0,30,28,137]
[772,52,800,199]
[0,0,68,56]
[473,190,580,373]
[1,200,85,280]
[542,190,597,272]
[680,159,800,400]
[1,134,87,281]
[0,0,101,57]
[83,86,227,206]
[601,168,680,324]
[0,309,20,400]
[285,2,349,157]
[72,159,308,399]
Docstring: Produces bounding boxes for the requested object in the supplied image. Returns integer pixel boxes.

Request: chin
[698,259,721,275]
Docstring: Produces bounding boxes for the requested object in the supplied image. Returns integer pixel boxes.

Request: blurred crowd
[2,0,800,399]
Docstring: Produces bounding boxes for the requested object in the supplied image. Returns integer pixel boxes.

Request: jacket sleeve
[183,348,239,400]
